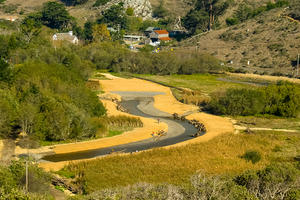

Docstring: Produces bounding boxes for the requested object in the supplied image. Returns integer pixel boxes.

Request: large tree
[183,0,229,34]
[41,1,71,30]
[20,14,42,43]
[92,24,111,42]
[99,3,127,29]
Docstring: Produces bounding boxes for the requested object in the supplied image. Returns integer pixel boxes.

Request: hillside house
[144,27,161,37]
[148,30,171,46]
[52,31,79,44]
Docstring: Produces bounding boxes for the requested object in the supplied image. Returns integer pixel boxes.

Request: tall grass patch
[96,115,143,138]
[60,131,300,193]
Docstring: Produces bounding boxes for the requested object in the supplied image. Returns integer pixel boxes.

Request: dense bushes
[0,160,52,199]
[209,81,300,117]
[209,88,265,116]
[0,31,106,142]
[0,60,106,141]
[82,42,222,75]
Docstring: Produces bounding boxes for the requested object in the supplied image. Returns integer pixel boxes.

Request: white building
[52,31,79,44]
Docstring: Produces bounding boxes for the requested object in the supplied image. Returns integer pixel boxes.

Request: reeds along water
[181,90,210,106]
[101,115,143,128]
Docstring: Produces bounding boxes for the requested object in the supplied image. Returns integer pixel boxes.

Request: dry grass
[61,131,300,193]
[228,73,300,85]
[233,115,300,130]
[149,0,193,18]
[181,8,300,75]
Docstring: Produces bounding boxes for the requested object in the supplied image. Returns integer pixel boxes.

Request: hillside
[179,2,300,76]
[0,0,193,24]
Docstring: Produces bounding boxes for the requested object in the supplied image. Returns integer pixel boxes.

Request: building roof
[145,27,155,31]
[145,27,161,32]
[53,32,78,42]
[154,30,169,35]
[159,37,171,41]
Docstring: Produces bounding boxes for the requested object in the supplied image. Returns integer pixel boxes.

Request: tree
[20,14,42,43]
[0,59,13,83]
[60,0,88,6]
[99,3,127,29]
[92,24,111,42]
[41,1,71,30]
[183,9,209,34]
[184,0,229,33]
[83,21,95,42]
[196,0,229,29]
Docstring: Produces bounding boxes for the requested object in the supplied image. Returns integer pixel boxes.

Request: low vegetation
[209,81,300,117]
[70,162,300,200]
[0,160,53,199]
[98,115,143,137]
[59,130,300,193]
[241,150,262,164]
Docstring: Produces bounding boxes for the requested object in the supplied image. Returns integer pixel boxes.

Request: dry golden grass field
[60,130,300,192]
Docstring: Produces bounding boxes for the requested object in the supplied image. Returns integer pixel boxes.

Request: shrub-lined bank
[209,81,300,117]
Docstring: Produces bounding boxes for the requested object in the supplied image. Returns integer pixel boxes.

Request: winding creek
[42,92,199,162]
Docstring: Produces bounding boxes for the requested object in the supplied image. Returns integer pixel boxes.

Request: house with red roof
[148,30,171,46]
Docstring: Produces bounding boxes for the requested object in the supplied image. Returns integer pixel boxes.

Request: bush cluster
[241,150,262,164]
[209,81,300,117]
[0,32,106,142]
[0,160,52,199]
[82,42,222,75]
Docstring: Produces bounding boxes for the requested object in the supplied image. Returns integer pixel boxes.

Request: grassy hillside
[0,0,194,24]
[180,3,300,76]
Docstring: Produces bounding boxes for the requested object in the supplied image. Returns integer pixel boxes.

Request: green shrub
[209,82,300,117]
[226,17,239,26]
[263,81,300,117]
[126,7,134,16]
[241,150,261,164]
[93,0,110,7]
[209,88,265,116]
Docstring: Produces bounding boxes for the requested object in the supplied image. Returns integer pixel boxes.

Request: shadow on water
[42,97,198,162]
